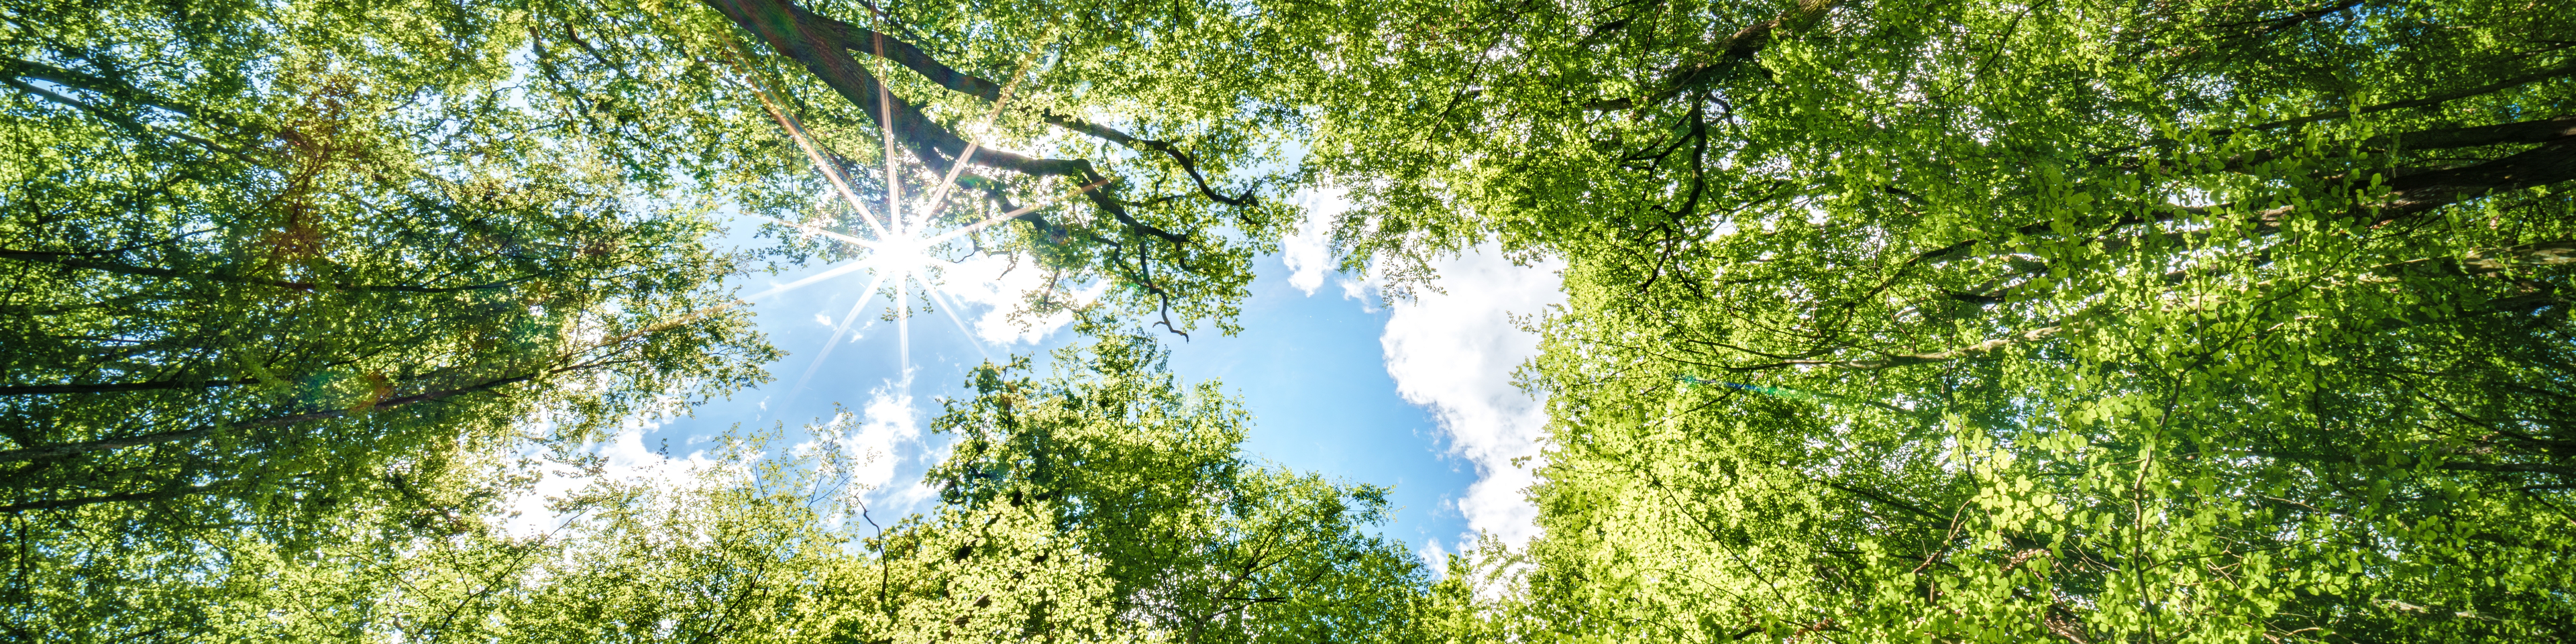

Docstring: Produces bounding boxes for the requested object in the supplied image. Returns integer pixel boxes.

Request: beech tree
[21,0,2576,640]
[83,335,1430,644]
[1296,0,2576,640]
[929,333,1428,644]
[4,0,1308,630]
[1,0,787,631]
[688,0,1310,334]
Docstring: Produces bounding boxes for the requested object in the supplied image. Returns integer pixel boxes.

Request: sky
[514,191,1564,564]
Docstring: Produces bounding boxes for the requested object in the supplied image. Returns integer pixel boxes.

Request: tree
[3,0,1352,631]
[1293,0,2576,640]
[695,0,1316,335]
[125,425,1122,644]
[104,333,1429,643]
[929,332,1431,644]
[0,0,780,633]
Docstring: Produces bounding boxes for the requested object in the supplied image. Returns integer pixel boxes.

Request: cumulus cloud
[836,382,923,496]
[939,254,1104,345]
[502,380,938,539]
[1281,188,1348,296]
[1379,244,1566,548]
[502,413,710,539]
[783,378,946,517]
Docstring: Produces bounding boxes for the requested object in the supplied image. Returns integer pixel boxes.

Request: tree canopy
[1292,0,2576,640]
[7,334,1433,643]
[8,0,2576,641]
[1,0,779,631]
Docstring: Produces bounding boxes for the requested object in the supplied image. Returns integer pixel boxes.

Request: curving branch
[708,0,1244,334]
[1584,0,1837,110]
[0,379,255,396]
[716,0,1255,208]
[1037,113,1256,207]
[1,249,548,294]
[0,372,539,464]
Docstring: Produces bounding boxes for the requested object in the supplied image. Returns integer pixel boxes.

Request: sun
[871,235,931,278]
[720,37,1095,396]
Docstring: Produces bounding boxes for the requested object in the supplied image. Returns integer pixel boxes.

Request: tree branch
[0,372,537,464]
[1586,0,1836,110]
[780,7,1256,207]
[2460,239,2576,274]
[0,75,241,158]
[0,249,541,293]
[705,0,1093,179]
[1776,324,2068,370]
[0,379,254,396]
[0,482,227,513]
[2095,58,2576,160]
[2374,140,2576,219]
[1919,119,2576,268]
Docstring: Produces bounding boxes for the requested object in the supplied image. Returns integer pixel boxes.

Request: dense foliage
[10,0,2576,641]
[0,0,781,633]
[932,334,1428,643]
[1295,0,2576,640]
[3,0,1308,637]
[28,335,1430,643]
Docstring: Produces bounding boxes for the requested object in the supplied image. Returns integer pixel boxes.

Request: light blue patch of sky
[647,219,1478,554]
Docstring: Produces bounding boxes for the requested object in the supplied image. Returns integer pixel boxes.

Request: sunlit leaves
[1307,0,2576,640]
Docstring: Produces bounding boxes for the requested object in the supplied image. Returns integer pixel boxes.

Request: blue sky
[516,198,1563,562]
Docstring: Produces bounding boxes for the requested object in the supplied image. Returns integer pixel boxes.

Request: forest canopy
[5,0,2573,641]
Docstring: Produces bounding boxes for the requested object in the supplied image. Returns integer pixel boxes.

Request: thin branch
[1585,0,1837,110]
[0,379,254,396]
[0,250,544,293]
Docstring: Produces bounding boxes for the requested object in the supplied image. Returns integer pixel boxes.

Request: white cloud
[1338,275,1372,307]
[1281,188,1347,296]
[837,382,921,496]
[939,254,1103,345]
[785,380,947,523]
[1379,244,1565,547]
[502,413,711,539]
[498,382,932,539]
[1420,538,1453,580]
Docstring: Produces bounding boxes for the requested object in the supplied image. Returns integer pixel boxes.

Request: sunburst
[721,31,1091,396]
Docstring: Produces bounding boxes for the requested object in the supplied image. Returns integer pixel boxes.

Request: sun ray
[740,258,875,303]
[923,285,995,362]
[716,32,894,240]
[724,25,1062,403]
[922,176,1114,248]
[895,278,912,385]
[794,273,889,395]
[914,34,1045,227]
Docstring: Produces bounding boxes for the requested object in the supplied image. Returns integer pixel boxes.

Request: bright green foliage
[1299,0,2576,641]
[53,335,1429,643]
[162,431,1120,643]
[702,0,1319,335]
[931,333,1432,644]
[1,0,1333,634]
[1,0,782,635]
[21,0,2576,639]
